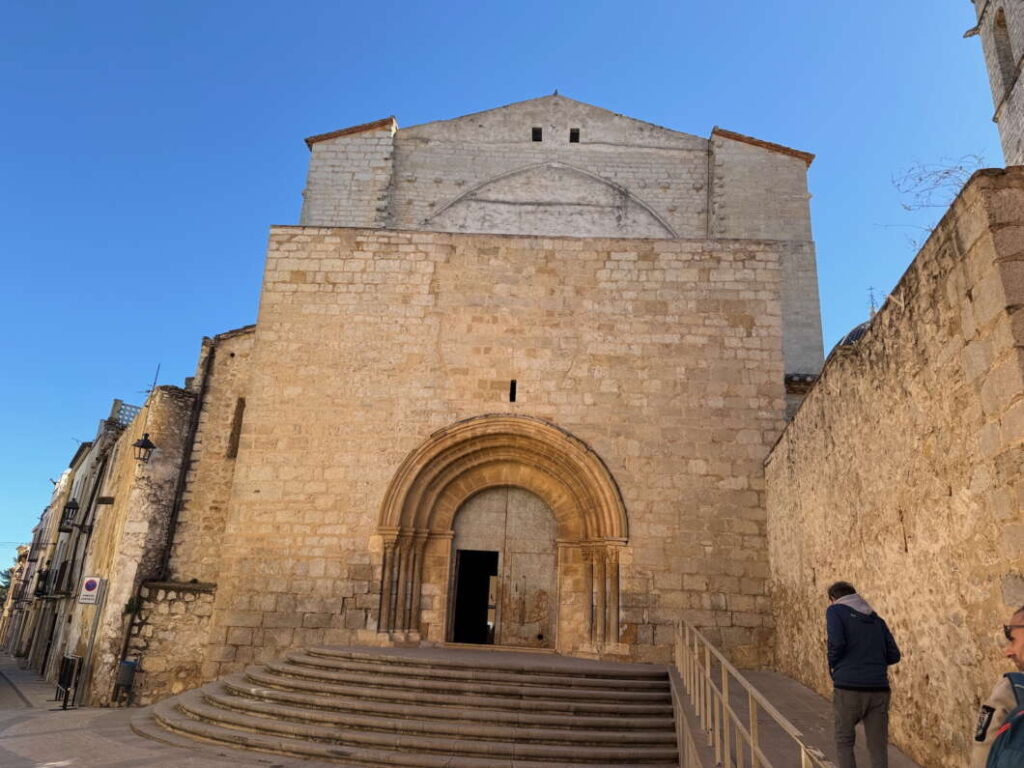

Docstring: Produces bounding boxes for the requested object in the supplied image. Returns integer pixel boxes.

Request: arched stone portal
[376,415,628,654]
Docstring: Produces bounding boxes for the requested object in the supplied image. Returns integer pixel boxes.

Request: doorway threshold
[442,642,558,654]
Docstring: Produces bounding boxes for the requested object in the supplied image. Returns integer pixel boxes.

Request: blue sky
[0,1,1000,567]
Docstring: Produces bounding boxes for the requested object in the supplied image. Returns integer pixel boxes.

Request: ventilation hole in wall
[569,128,580,143]
[531,127,543,142]
[509,379,517,402]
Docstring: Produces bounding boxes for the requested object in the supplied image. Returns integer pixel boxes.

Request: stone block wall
[201,226,789,681]
[390,98,708,238]
[127,581,215,705]
[168,327,254,584]
[297,96,822,379]
[300,121,395,228]
[765,168,1024,768]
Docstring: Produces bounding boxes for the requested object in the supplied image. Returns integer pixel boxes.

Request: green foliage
[0,565,13,606]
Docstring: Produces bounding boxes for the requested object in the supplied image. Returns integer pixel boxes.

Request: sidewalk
[0,656,61,712]
[0,655,337,767]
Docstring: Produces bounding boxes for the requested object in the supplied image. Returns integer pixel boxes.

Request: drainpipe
[114,339,216,697]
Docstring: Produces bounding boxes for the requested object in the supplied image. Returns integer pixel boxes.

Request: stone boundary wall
[128,581,215,705]
[765,168,1024,768]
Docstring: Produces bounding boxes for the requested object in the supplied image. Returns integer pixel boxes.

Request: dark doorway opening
[451,549,498,644]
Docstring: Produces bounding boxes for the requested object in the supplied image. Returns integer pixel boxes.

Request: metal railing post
[704,643,712,740]
[748,691,759,767]
[722,663,732,768]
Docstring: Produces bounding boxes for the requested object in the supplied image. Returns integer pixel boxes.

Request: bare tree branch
[892,154,985,211]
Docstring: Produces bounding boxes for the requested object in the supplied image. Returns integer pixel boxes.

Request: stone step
[173,688,679,764]
[292,650,668,691]
[307,645,668,681]
[264,659,672,704]
[205,682,676,746]
[147,645,683,766]
[245,667,674,716]
[151,696,678,768]
[222,674,675,730]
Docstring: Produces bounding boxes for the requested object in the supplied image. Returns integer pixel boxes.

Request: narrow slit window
[531,127,543,142]
[569,128,580,143]
[226,397,246,458]
[509,380,517,402]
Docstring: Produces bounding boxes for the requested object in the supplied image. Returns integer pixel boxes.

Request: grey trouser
[833,688,891,768]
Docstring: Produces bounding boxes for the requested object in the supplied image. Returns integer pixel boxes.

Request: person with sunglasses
[972,606,1024,767]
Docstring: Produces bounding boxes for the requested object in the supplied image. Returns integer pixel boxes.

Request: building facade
[3,96,827,704]
[178,96,824,681]
[970,0,1024,164]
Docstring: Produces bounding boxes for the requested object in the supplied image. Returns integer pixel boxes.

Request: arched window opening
[994,8,1017,98]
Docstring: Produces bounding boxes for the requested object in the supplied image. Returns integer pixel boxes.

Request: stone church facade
[119,95,824,693]
[5,13,1024,767]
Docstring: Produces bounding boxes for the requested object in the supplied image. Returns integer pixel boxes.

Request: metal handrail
[675,619,834,768]
[667,665,708,767]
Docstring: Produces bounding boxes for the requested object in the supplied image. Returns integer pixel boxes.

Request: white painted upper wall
[299,95,814,243]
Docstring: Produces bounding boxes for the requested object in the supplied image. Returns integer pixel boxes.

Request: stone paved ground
[0,655,337,768]
[742,670,922,768]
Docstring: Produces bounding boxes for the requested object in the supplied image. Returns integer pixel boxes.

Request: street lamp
[132,433,156,463]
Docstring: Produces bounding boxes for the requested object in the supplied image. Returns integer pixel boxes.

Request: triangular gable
[399,94,697,140]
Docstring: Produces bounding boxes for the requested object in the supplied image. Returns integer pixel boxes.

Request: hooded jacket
[826,593,901,690]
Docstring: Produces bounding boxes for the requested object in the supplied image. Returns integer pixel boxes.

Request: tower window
[509,379,517,402]
[531,127,543,142]
[569,128,580,143]
[994,8,1017,98]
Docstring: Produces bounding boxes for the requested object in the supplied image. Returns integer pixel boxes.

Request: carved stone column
[605,546,620,643]
[593,546,607,645]
[378,536,398,632]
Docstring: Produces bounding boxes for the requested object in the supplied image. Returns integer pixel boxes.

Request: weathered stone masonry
[766,168,1024,768]
[200,227,789,678]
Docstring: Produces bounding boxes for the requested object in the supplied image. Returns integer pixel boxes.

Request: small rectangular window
[569,128,580,143]
[531,127,543,142]
[509,380,517,402]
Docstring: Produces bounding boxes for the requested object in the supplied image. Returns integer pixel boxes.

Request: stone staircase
[133,645,680,767]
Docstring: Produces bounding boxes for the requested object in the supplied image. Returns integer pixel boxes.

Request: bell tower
[969,1,1024,164]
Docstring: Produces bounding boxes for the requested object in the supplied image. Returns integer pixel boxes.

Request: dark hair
[828,581,857,601]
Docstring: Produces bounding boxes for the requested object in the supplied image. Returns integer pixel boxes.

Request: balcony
[58,500,80,533]
[33,569,51,597]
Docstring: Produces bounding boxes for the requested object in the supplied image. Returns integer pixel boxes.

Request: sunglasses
[1004,625,1024,641]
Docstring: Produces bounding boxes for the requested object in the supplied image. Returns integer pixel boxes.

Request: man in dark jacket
[826,581,901,768]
